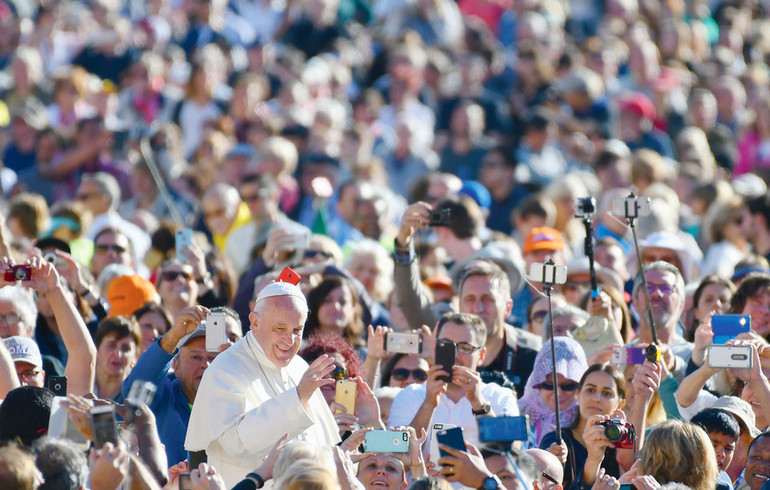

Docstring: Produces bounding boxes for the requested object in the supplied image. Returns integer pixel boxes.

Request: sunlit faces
[550,314,587,339]
[96,332,138,379]
[577,371,624,418]
[640,247,682,271]
[633,269,683,336]
[538,373,578,412]
[740,383,767,428]
[694,283,732,323]
[709,432,737,472]
[91,231,133,278]
[0,301,31,338]
[389,355,429,389]
[249,295,308,368]
[348,254,380,297]
[484,454,524,490]
[173,336,216,401]
[356,454,406,490]
[460,275,510,336]
[136,311,169,352]
[744,435,770,490]
[14,360,44,388]
[741,289,770,336]
[317,286,355,335]
[157,263,198,307]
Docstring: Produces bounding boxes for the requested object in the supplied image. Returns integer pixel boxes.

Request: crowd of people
[0,0,770,488]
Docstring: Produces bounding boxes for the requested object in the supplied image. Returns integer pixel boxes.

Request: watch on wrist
[472,402,491,416]
[478,476,500,490]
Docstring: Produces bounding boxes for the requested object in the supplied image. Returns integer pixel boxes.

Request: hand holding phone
[205,311,228,353]
[335,380,356,415]
[90,405,119,449]
[363,430,409,453]
[436,426,465,458]
[175,229,193,262]
[435,339,455,382]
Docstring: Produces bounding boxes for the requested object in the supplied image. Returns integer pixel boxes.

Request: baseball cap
[523,227,566,254]
[618,93,655,121]
[459,181,491,211]
[107,275,158,317]
[712,396,761,438]
[3,336,43,368]
[175,325,207,352]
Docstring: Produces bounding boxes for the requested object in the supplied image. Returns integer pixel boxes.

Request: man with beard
[627,261,692,381]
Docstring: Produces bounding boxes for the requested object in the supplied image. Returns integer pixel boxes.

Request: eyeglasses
[18,369,41,381]
[646,283,674,295]
[95,244,127,255]
[76,192,99,201]
[456,342,482,355]
[0,313,21,325]
[305,250,333,259]
[160,270,193,282]
[539,382,579,391]
[329,365,348,381]
[531,310,548,323]
[391,368,428,382]
[541,471,560,488]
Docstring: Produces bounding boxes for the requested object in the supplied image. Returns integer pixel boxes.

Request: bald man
[201,183,251,253]
[525,448,564,489]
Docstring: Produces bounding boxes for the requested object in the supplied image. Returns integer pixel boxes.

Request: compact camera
[598,418,635,449]
[574,197,597,218]
[385,332,423,354]
[4,265,31,282]
[429,209,451,227]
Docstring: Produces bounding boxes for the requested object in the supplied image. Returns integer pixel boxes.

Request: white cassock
[185,331,341,488]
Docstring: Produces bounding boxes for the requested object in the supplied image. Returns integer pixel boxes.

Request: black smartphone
[90,405,118,449]
[179,473,193,490]
[435,339,455,382]
[436,426,465,459]
[47,376,67,396]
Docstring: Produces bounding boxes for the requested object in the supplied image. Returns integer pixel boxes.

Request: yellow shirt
[213,202,251,253]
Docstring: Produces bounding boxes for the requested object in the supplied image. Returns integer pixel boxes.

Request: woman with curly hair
[304,276,365,349]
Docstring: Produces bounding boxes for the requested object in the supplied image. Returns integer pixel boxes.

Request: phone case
[477,416,529,443]
[90,406,118,449]
[708,345,753,369]
[435,340,455,382]
[47,376,67,396]
[175,229,193,262]
[335,380,356,414]
[363,430,409,453]
[205,311,228,352]
[712,315,751,344]
[611,346,646,365]
[436,427,465,458]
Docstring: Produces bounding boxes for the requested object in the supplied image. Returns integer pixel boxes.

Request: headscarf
[518,337,588,445]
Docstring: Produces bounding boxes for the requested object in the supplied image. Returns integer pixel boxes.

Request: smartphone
[429,423,456,464]
[385,332,422,354]
[712,315,751,344]
[435,339,456,382]
[612,195,651,219]
[277,267,302,285]
[363,430,409,453]
[48,397,89,450]
[611,346,646,365]
[179,473,193,490]
[175,228,193,262]
[619,485,634,490]
[708,345,753,369]
[335,380,356,415]
[528,262,568,284]
[436,426,465,458]
[90,405,119,449]
[126,380,157,408]
[477,415,529,443]
[205,311,228,353]
[47,375,67,396]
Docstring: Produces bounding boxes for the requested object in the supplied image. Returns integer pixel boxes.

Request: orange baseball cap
[523,227,566,254]
[107,275,158,317]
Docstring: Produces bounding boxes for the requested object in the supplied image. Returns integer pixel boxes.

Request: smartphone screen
[90,407,118,449]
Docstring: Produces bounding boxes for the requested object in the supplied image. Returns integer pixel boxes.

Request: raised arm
[23,256,97,395]
[674,361,719,409]
[0,338,20,398]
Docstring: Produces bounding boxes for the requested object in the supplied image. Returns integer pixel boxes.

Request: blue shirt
[122,340,192,466]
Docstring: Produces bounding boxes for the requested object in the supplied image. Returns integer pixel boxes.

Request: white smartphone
[175,229,193,262]
[529,262,568,285]
[205,311,228,352]
[708,345,753,369]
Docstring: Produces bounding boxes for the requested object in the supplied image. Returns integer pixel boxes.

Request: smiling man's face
[746,435,770,490]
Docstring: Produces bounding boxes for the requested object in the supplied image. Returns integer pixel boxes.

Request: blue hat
[459,181,491,210]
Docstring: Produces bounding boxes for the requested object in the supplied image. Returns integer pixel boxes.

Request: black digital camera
[598,418,635,449]
[429,209,451,227]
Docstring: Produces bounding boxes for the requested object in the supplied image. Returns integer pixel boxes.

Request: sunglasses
[539,382,579,392]
[391,368,428,382]
[95,244,127,254]
[305,250,333,259]
[160,270,193,282]
[329,365,348,381]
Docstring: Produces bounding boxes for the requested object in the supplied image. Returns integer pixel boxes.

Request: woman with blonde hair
[700,196,750,278]
[637,419,718,490]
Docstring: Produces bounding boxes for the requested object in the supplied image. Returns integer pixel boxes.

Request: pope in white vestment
[184,280,341,488]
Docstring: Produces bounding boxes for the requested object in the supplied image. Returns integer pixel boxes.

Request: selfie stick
[578,199,600,299]
[624,193,661,361]
[543,258,563,444]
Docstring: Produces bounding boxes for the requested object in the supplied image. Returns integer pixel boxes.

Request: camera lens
[604,423,626,442]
